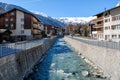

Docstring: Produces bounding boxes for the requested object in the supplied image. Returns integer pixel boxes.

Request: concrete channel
[25,38,109,80]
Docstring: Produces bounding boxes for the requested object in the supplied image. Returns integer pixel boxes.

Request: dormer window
[104,12,110,17]
[105,13,108,16]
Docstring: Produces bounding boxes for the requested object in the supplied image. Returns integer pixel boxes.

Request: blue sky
[0,0,119,18]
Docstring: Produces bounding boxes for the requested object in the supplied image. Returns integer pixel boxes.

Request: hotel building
[91,6,120,42]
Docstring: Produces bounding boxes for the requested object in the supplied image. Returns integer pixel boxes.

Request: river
[25,38,108,80]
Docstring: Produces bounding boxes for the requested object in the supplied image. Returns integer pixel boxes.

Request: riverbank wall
[0,37,56,80]
[64,36,120,80]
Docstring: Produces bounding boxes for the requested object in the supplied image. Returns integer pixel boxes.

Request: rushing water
[26,38,108,80]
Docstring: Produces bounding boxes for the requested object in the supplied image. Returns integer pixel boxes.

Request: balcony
[33,24,39,29]
[97,31,103,33]
[93,23,103,28]
[92,17,103,22]
[32,29,41,35]
[32,17,38,23]
[92,31,103,34]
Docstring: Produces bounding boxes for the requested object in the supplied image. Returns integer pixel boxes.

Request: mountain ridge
[0,2,66,27]
[58,16,96,24]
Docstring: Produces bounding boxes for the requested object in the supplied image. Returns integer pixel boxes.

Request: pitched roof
[0,3,66,27]
[94,6,120,16]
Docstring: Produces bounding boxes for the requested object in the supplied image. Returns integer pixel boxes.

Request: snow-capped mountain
[0,2,66,27]
[59,16,96,24]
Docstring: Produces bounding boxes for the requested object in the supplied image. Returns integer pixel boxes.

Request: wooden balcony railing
[32,29,41,34]
[92,31,103,34]
[93,23,103,28]
[92,17,103,22]
[33,24,39,28]
[97,31,103,33]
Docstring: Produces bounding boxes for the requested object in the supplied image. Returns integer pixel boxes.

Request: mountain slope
[59,16,96,24]
[0,2,66,27]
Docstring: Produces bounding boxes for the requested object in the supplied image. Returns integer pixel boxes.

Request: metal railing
[0,38,50,58]
[70,36,120,51]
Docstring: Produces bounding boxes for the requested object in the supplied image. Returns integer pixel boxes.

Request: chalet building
[35,14,65,37]
[91,5,120,42]
[91,13,104,40]
[0,4,65,43]
[44,25,64,36]
[0,8,42,41]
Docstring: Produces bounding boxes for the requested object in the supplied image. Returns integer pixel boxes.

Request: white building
[91,6,120,42]
[104,6,120,42]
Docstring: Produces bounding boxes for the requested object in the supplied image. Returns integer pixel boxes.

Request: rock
[72,72,76,75]
[82,70,89,77]
[78,52,81,55]
[81,55,85,59]
[92,69,106,78]
[51,63,56,67]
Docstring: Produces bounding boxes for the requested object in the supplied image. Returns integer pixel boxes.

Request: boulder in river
[82,70,89,77]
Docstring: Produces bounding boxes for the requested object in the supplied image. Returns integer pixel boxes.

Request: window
[112,15,120,21]
[119,35,120,39]
[10,18,13,21]
[5,18,8,22]
[104,19,110,23]
[21,24,24,28]
[5,24,8,27]
[105,26,109,30]
[112,25,117,30]
[11,12,15,16]
[105,26,111,30]
[21,18,24,22]
[112,35,117,39]
[21,30,24,34]
[105,35,110,40]
[111,24,120,30]
[11,24,14,29]
[105,19,108,23]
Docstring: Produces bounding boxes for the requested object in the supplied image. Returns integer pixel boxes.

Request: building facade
[0,9,41,41]
[91,6,120,42]
[91,13,104,40]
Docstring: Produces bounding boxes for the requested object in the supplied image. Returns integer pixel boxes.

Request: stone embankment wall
[64,36,120,80]
[0,37,56,80]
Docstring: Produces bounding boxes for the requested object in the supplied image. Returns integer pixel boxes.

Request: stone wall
[64,36,120,80]
[0,37,56,80]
